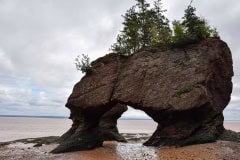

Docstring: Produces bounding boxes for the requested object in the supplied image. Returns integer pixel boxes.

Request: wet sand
[0,117,239,141]
[224,121,240,132]
[0,117,239,159]
[1,139,239,160]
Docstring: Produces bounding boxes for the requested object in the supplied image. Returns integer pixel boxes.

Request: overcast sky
[0,0,239,120]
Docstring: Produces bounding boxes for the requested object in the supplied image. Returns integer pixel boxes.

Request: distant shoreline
[0,115,150,120]
[0,115,68,119]
[0,115,240,121]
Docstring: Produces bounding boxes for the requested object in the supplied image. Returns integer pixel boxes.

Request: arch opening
[110,106,157,143]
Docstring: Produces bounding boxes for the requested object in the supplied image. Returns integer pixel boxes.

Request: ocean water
[0,117,239,142]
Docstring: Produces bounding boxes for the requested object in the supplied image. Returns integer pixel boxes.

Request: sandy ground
[0,118,239,159]
[0,137,239,160]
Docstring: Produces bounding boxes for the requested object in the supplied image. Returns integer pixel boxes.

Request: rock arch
[52,38,233,153]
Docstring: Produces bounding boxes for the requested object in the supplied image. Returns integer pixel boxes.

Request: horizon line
[0,115,239,121]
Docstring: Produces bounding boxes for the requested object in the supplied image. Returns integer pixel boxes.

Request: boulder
[52,38,233,153]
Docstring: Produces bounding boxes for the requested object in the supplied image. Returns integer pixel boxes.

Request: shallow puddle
[68,141,158,160]
[116,142,158,160]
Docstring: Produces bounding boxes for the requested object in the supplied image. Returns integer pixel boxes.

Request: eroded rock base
[51,127,103,153]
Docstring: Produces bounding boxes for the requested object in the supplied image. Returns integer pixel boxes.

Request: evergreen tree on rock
[111,0,171,56]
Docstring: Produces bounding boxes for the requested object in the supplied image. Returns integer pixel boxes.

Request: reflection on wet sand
[39,133,159,160]
[116,143,158,160]
[1,139,239,160]
[67,141,229,160]
[69,141,158,160]
[68,141,158,160]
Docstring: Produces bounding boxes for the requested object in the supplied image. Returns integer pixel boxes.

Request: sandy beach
[0,117,239,160]
[0,117,239,142]
[0,136,239,160]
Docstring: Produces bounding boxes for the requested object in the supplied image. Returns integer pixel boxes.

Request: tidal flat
[0,134,240,160]
[0,117,239,159]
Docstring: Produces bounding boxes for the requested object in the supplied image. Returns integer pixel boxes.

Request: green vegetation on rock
[171,2,220,47]
[175,84,200,98]
[76,0,220,74]
[111,0,220,56]
[111,0,171,56]
[75,54,93,74]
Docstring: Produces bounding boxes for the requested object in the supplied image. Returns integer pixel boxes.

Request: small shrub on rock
[75,54,93,74]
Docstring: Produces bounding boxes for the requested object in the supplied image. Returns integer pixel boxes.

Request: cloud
[0,0,135,116]
[0,0,239,120]
[0,49,15,73]
[0,73,70,116]
[226,81,240,119]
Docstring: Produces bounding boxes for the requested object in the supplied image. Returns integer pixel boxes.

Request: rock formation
[59,104,127,142]
[52,38,233,153]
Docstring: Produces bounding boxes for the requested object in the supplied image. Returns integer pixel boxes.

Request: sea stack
[52,38,233,153]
